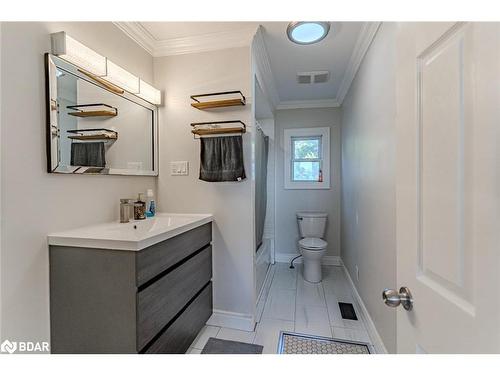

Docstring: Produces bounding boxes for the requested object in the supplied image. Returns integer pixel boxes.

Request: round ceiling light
[287,22,330,45]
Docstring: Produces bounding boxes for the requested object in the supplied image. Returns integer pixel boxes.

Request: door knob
[382,287,413,311]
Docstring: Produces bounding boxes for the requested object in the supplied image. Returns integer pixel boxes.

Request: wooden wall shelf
[190,120,246,138]
[190,91,246,110]
[191,127,246,136]
[67,128,118,142]
[67,104,118,118]
[68,134,118,141]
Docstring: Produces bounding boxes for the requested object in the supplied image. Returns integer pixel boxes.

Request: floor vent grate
[339,302,358,320]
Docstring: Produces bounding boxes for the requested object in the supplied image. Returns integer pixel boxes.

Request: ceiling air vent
[297,71,330,84]
[297,74,312,84]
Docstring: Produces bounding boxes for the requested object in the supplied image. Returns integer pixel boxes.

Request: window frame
[284,127,330,190]
[291,136,322,182]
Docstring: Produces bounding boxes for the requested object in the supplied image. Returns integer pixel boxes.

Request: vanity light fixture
[138,79,162,105]
[51,31,107,76]
[50,32,162,106]
[286,22,330,45]
[105,60,140,94]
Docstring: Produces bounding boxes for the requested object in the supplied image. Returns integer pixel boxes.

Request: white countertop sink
[48,213,213,251]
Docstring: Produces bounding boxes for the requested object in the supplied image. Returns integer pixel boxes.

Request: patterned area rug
[278,332,371,354]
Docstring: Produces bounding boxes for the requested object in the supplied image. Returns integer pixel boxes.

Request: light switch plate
[170,161,189,176]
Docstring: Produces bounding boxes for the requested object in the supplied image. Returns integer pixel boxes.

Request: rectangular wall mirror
[45,54,158,176]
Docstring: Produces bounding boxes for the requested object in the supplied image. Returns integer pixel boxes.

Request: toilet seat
[299,237,327,250]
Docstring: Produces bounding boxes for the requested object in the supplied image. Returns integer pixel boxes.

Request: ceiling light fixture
[51,31,107,76]
[50,32,162,105]
[105,60,140,94]
[286,22,330,45]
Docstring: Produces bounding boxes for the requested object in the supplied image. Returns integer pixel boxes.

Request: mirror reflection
[46,54,158,176]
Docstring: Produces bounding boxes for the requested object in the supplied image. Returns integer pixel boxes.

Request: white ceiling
[116,21,374,106]
[140,22,260,40]
[259,22,364,102]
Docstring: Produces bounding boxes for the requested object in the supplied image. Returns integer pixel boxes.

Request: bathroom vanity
[48,214,213,354]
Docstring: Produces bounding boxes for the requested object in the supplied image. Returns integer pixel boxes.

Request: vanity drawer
[137,245,212,350]
[144,282,213,354]
[136,222,212,286]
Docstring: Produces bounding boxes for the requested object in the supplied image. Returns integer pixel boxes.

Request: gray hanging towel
[70,142,106,168]
[199,135,246,182]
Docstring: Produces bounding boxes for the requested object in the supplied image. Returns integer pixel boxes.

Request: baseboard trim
[340,261,388,354]
[207,309,255,332]
[322,256,342,266]
[275,253,342,266]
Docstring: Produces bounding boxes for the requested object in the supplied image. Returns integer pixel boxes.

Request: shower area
[254,79,275,300]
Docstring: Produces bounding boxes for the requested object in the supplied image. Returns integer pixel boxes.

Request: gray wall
[275,107,342,259]
[341,23,397,353]
[0,22,155,344]
[153,47,256,327]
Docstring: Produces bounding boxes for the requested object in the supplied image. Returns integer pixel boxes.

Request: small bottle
[318,169,323,183]
[145,189,156,217]
[134,193,146,220]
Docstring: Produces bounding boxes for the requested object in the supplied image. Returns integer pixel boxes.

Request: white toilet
[297,211,328,283]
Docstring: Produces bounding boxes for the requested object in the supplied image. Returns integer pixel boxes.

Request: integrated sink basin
[48,213,213,251]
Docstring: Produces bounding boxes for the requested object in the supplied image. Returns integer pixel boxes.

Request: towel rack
[190,91,246,110]
[67,128,118,142]
[191,120,246,138]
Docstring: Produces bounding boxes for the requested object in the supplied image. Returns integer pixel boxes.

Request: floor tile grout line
[321,277,335,338]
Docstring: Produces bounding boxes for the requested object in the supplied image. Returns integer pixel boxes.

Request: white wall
[274,107,342,260]
[0,22,156,344]
[341,23,397,353]
[153,47,256,330]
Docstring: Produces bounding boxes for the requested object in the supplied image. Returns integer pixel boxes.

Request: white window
[284,127,330,189]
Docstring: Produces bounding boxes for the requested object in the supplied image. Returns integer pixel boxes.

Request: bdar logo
[1,340,17,354]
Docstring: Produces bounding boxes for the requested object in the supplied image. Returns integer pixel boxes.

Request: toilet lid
[299,237,327,249]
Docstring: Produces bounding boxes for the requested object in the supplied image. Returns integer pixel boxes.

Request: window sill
[284,182,331,190]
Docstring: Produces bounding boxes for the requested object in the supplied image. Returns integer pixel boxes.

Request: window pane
[293,138,320,159]
[293,161,320,181]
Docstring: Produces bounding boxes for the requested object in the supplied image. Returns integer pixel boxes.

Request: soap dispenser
[134,193,146,220]
[145,189,156,217]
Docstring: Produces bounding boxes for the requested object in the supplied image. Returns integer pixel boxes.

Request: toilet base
[299,247,327,283]
[303,259,322,283]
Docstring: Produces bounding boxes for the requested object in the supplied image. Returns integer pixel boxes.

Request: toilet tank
[297,212,328,238]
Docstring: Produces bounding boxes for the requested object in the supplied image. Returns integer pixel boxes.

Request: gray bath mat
[201,338,263,354]
[278,332,371,354]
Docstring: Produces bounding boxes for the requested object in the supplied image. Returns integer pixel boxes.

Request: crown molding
[114,22,156,55]
[252,26,280,110]
[336,22,381,105]
[114,22,257,57]
[115,22,380,109]
[276,98,340,110]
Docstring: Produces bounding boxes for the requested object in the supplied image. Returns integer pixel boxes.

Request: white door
[394,22,500,353]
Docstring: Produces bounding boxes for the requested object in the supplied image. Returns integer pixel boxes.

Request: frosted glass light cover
[51,32,107,76]
[138,79,162,105]
[286,22,330,45]
[105,60,140,93]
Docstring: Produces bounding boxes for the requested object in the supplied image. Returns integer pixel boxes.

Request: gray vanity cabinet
[49,222,213,354]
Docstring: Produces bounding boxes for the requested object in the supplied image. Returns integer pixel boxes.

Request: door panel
[396,22,500,353]
[418,23,474,311]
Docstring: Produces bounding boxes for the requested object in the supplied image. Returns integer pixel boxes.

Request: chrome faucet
[120,199,133,223]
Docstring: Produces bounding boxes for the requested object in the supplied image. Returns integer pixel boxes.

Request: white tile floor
[188,263,374,354]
